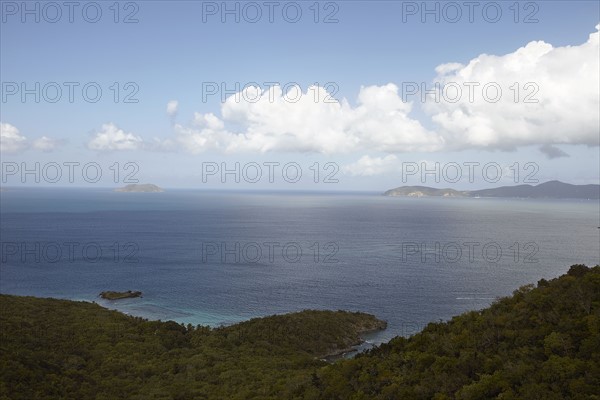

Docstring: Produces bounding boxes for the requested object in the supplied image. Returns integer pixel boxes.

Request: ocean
[1,188,598,344]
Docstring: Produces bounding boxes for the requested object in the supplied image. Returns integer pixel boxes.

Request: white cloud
[166,100,179,118]
[169,26,599,155]
[0,123,27,153]
[173,84,443,154]
[426,24,600,150]
[106,25,600,156]
[343,155,398,176]
[32,136,63,152]
[87,123,144,151]
[0,123,62,153]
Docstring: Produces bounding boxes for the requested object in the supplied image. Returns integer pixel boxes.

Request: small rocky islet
[99,290,142,300]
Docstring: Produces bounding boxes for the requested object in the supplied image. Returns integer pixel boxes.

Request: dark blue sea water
[1,188,599,344]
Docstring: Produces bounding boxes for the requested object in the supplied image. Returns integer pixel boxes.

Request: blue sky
[1,1,599,190]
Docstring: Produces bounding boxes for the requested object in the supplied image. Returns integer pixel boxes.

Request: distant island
[114,184,164,193]
[384,180,599,199]
[99,290,142,300]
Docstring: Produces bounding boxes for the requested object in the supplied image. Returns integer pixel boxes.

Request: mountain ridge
[384,180,600,199]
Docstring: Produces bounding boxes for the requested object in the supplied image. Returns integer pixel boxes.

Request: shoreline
[319,324,388,362]
[0,292,390,361]
[2,293,390,361]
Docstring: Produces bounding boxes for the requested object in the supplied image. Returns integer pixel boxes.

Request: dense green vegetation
[0,298,384,399]
[307,265,600,399]
[1,265,599,399]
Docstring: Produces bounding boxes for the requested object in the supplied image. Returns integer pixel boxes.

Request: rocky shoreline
[320,323,388,362]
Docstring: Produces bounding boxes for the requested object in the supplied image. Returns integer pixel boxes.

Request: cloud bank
[88,25,599,160]
[170,84,444,154]
[426,24,599,150]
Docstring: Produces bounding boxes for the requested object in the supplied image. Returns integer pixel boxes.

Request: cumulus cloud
[87,123,144,151]
[426,24,600,150]
[343,155,398,176]
[166,100,179,118]
[1,123,62,153]
[166,26,599,155]
[172,84,443,154]
[0,123,27,153]
[103,25,600,156]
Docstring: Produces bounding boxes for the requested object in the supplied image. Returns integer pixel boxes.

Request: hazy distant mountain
[469,181,599,199]
[383,186,468,197]
[114,184,164,193]
[384,181,599,199]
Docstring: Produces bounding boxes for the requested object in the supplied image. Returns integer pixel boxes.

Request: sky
[1,0,599,190]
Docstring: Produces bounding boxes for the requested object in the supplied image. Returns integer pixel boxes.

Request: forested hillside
[304,264,600,399]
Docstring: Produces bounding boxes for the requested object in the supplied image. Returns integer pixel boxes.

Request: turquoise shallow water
[1,188,598,344]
